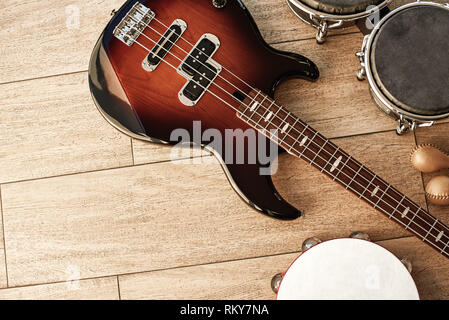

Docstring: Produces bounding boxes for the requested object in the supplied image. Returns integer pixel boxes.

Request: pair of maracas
[410,145,449,206]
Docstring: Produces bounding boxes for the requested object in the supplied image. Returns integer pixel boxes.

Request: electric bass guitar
[89,0,449,259]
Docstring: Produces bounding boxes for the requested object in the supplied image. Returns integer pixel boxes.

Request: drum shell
[359,2,449,130]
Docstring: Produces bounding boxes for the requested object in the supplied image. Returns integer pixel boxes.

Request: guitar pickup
[177,34,222,106]
[142,19,187,72]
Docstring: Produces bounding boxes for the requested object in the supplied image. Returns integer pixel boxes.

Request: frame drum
[277,239,419,300]
[357,2,449,134]
[286,0,391,43]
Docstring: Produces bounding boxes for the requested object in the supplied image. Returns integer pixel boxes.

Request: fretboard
[236,89,449,259]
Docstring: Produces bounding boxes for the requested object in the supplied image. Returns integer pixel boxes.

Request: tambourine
[271,233,419,300]
[286,0,391,43]
[356,2,449,134]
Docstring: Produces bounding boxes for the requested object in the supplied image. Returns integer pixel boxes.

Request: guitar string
[124,25,449,244]
[128,34,449,252]
[135,15,446,237]
[126,19,449,245]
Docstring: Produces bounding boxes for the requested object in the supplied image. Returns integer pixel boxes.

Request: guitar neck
[236,89,449,258]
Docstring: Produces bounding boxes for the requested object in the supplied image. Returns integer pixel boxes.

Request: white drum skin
[277,239,419,300]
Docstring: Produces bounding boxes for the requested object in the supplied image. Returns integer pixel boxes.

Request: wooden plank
[0,189,7,289]
[0,73,133,184]
[272,33,398,138]
[118,236,449,300]
[272,130,426,241]
[0,276,119,300]
[1,130,425,287]
[0,0,355,84]
[0,0,125,84]
[132,140,210,166]
[379,236,449,300]
[414,123,449,225]
[119,253,298,300]
[243,0,358,44]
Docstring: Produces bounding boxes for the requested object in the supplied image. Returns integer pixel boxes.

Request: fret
[436,230,445,242]
[405,209,418,230]
[391,195,406,220]
[346,165,364,191]
[323,147,340,173]
[401,206,410,218]
[254,97,270,127]
[264,111,273,122]
[333,155,351,181]
[310,139,328,164]
[289,124,308,152]
[441,240,449,254]
[374,185,390,211]
[242,90,261,116]
[300,131,318,160]
[281,112,291,133]
[280,118,299,146]
[237,88,449,260]
[423,219,439,241]
[359,174,377,197]
[371,185,380,197]
[271,105,282,125]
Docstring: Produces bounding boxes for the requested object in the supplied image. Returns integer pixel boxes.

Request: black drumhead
[299,0,383,14]
[371,5,449,116]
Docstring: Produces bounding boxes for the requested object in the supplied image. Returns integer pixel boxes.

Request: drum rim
[363,1,449,122]
[286,0,391,22]
[276,238,420,300]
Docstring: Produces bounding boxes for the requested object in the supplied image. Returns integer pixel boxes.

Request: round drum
[277,239,419,300]
[358,2,449,134]
[286,0,391,43]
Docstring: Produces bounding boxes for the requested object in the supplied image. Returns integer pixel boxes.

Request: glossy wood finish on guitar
[89,0,319,219]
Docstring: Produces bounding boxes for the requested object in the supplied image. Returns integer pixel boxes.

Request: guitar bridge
[113,2,155,46]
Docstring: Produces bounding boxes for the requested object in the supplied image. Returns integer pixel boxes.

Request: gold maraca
[426,176,449,206]
[410,144,449,173]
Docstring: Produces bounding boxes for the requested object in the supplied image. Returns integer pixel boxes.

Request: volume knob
[212,0,227,8]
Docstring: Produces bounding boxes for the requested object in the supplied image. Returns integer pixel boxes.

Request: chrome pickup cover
[113,2,155,46]
[142,19,187,72]
[177,34,222,106]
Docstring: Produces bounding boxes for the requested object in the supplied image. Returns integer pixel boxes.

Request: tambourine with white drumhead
[286,0,391,43]
[273,238,419,300]
[356,2,449,134]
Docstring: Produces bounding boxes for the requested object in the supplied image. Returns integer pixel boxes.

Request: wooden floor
[0,0,448,300]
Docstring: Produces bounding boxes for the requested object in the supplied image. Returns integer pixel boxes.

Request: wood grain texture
[272,130,427,241]
[273,33,400,139]
[379,236,449,300]
[415,123,449,223]
[119,253,299,300]
[0,189,6,289]
[1,130,425,287]
[0,0,125,84]
[0,0,352,84]
[132,140,210,166]
[0,73,133,184]
[118,236,449,300]
[1,0,448,300]
[0,277,119,300]
[243,0,358,44]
